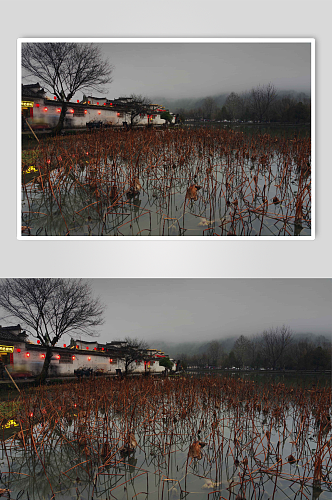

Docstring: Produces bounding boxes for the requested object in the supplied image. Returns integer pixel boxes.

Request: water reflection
[0,374,330,499]
[21,127,311,236]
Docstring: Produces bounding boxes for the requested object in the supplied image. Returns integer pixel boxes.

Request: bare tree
[21,42,113,134]
[128,94,152,127]
[233,335,252,368]
[0,279,104,383]
[202,97,216,120]
[207,340,224,367]
[262,325,293,370]
[122,337,149,375]
[250,83,277,122]
[225,92,244,121]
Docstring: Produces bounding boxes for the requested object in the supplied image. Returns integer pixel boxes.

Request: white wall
[24,100,168,129]
[8,346,163,376]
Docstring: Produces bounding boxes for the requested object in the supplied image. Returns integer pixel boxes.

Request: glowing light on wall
[88,356,91,361]
[72,356,75,360]
[40,354,45,359]
[56,108,61,113]
[44,107,48,112]
[84,110,87,114]
[70,109,74,114]
[98,111,101,115]
[21,101,34,107]
[56,354,60,360]
[26,353,30,358]
[0,345,14,353]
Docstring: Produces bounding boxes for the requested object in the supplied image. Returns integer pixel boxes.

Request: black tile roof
[0,327,27,342]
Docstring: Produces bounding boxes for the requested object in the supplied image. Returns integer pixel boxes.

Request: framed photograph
[18,38,314,239]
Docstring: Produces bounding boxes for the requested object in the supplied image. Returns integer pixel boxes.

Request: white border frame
[17,38,315,241]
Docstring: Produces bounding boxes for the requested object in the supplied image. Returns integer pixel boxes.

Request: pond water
[21,127,311,237]
[0,374,330,499]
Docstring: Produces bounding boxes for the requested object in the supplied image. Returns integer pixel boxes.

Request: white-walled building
[0,325,166,378]
[21,84,175,130]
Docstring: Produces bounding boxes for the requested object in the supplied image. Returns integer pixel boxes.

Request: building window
[59,352,73,364]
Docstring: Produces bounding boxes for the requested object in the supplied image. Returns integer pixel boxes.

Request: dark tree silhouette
[249,83,277,122]
[262,325,293,370]
[128,95,152,127]
[121,337,149,375]
[0,279,104,383]
[159,357,174,374]
[21,42,113,134]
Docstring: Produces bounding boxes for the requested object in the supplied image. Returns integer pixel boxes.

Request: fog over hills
[152,90,310,113]
[151,332,330,360]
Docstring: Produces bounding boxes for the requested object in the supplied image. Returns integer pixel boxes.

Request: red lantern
[37,340,40,344]
[84,110,87,114]
[63,344,66,348]
[44,107,48,112]
[54,96,56,100]
[86,347,89,350]
[17,348,21,353]
[72,356,75,360]
[56,354,60,360]
[36,103,40,108]
[26,352,30,358]
[41,354,45,359]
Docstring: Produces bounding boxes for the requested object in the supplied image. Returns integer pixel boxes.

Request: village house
[21,83,174,130]
[0,325,166,378]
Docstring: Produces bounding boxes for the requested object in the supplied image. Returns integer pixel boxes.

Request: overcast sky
[22,41,311,102]
[95,41,311,100]
[62,279,331,346]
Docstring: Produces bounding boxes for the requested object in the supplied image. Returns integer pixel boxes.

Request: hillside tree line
[177,84,310,124]
[179,326,331,371]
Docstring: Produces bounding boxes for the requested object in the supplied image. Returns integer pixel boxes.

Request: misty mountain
[152,90,310,114]
[151,94,228,113]
[150,332,330,360]
[150,337,236,359]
